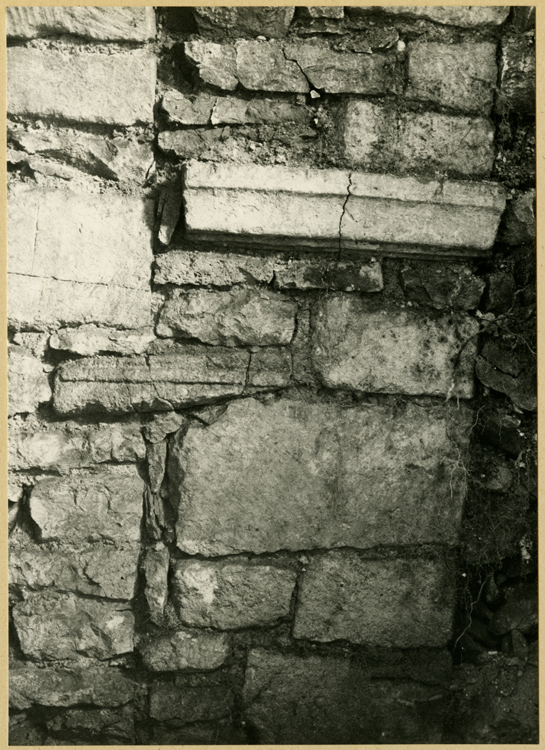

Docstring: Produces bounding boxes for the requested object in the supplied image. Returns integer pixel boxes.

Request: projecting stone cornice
[183,161,507,259]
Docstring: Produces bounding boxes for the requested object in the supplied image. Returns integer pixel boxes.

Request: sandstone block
[274,257,383,291]
[8,345,51,416]
[312,296,479,397]
[7,7,155,40]
[139,628,229,671]
[8,273,152,329]
[406,42,497,114]
[293,551,454,647]
[13,593,134,661]
[154,250,275,287]
[497,35,535,115]
[50,325,155,356]
[172,559,297,629]
[10,543,139,600]
[242,649,448,743]
[170,397,470,556]
[143,544,170,623]
[499,190,536,245]
[9,420,144,471]
[28,467,144,543]
[284,41,396,94]
[156,289,296,346]
[8,48,156,125]
[361,6,510,27]
[10,665,136,709]
[184,161,506,253]
[151,683,234,723]
[193,7,295,38]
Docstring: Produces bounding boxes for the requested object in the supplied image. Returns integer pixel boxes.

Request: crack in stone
[338,172,353,260]
[281,45,312,94]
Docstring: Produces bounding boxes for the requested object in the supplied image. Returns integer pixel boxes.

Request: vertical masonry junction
[7,5,537,745]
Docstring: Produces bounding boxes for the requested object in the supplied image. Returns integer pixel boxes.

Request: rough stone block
[46,706,135,745]
[8,48,156,125]
[293,551,454,647]
[10,665,136,709]
[362,6,510,27]
[13,593,134,661]
[150,683,234,723]
[184,41,239,90]
[497,35,535,115]
[312,296,479,397]
[7,7,155,40]
[211,95,309,125]
[169,397,470,556]
[406,42,497,114]
[10,543,139,600]
[274,257,383,291]
[9,420,144,471]
[154,250,275,287]
[184,161,506,253]
[28,467,144,543]
[12,331,48,358]
[156,289,296,346]
[172,559,297,629]
[143,543,170,623]
[50,325,154,357]
[401,264,485,310]
[242,649,448,743]
[8,273,152,329]
[284,41,396,94]
[139,628,229,671]
[499,190,536,245]
[8,345,51,416]
[193,7,295,38]
[236,41,309,92]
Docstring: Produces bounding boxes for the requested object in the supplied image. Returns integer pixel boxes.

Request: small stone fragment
[482,272,517,314]
[147,441,167,494]
[499,190,536,245]
[154,250,275,287]
[143,543,170,623]
[172,559,297,629]
[143,411,186,443]
[12,332,48,358]
[475,357,536,411]
[8,346,51,416]
[139,628,230,671]
[157,187,183,246]
[50,325,155,356]
[497,35,535,115]
[161,90,215,125]
[184,41,238,90]
[401,264,485,310]
[274,257,383,292]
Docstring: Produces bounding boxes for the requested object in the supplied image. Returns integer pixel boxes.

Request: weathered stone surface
[499,190,536,245]
[212,95,309,125]
[143,543,170,623]
[139,628,230,671]
[10,664,136,709]
[489,583,538,635]
[53,346,254,414]
[156,289,296,346]
[8,48,156,125]
[10,543,139,600]
[184,41,239,90]
[50,325,155,357]
[9,714,46,746]
[242,649,448,743]
[294,551,454,647]
[193,7,295,38]
[497,35,535,115]
[157,187,183,246]
[46,705,135,745]
[147,441,167,494]
[301,6,344,19]
[482,272,516,314]
[7,7,155,40]
[154,250,275,287]
[406,42,497,114]
[8,273,152,329]
[13,593,134,661]
[9,183,152,289]
[150,683,234,723]
[143,411,186,443]
[29,467,144,543]
[361,6,510,27]
[184,161,506,253]
[12,331,48,358]
[8,480,23,532]
[312,296,479,398]
[247,347,292,387]
[162,90,215,125]
[476,355,536,412]
[9,124,153,183]
[275,257,383,291]
[172,559,297,629]
[401,264,485,310]
[9,420,144,471]
[284,41,396,94]
[8,345,51,416]
[237,41,310,92]
[170,397,470,556]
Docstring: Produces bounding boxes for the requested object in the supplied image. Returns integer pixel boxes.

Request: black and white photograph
[6,2,538,745]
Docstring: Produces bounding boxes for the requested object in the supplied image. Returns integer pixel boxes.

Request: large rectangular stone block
[8,48,156,125]
[356,6,510,27]
[183,161,505,254]
[169,397,470,556]
[312,296,479,398]
[293,551,454,647]
[242,649,449,743]
[7,7,156,40]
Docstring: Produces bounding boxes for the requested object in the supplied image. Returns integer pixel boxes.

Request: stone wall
[7,5,537,745]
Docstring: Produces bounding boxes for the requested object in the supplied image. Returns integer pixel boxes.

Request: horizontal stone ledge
[184,161,506,254]
[7,7,156,40]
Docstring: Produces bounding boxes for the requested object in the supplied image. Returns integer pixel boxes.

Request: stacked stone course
[7,5,537,745]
